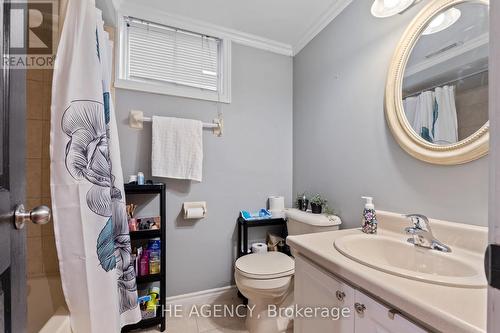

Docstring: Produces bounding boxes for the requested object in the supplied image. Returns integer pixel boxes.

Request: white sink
[334,233,486,288]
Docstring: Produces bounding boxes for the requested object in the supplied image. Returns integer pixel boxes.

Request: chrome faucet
[403,214,451,253]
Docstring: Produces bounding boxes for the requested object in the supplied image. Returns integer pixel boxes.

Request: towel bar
[129,110,223,137]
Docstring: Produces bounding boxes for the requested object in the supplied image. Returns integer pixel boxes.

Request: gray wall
[116,44,293,296]
[293,0,488,228]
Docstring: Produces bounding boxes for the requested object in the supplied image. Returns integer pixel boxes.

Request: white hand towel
[152,116,203,181]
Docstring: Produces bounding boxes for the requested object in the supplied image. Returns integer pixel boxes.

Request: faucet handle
[403,214,432,232]
[404,226,418,234]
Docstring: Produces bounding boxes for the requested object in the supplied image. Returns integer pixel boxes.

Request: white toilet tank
[285,208,341,236]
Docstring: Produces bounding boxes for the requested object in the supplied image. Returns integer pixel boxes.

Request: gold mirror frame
[385,0,489,165]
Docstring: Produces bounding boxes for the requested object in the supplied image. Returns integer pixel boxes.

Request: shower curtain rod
[403,68,488,99]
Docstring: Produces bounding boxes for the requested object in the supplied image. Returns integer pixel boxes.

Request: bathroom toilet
[235,208,341,333]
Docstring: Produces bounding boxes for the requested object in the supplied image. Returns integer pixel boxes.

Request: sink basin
[334,233,486,288]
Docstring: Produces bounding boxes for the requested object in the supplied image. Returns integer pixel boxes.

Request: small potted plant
[310,194,327,214]
[295,192,309,212]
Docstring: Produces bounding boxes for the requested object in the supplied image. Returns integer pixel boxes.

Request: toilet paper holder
[183,201,207,219]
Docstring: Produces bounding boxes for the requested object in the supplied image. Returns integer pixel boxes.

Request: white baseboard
[166,285,238,306]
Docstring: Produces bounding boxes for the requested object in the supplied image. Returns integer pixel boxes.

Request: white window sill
[114,79,231,103]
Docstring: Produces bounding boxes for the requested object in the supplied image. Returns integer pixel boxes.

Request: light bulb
[371,0,415,18]
[383,0,400,9]
[428,13,445,29]
[423,8,461,35]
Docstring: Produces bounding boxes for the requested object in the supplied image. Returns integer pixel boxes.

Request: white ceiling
[111,0,352,54]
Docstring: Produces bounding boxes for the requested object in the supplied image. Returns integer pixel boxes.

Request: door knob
[14,204,51,229]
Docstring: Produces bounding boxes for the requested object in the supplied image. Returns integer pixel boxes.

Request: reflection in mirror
[402,2,488,146]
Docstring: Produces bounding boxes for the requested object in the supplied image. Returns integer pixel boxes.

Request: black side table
[237,217,288,258]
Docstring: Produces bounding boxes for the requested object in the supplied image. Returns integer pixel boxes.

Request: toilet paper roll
[269,196,285,212]
[251,243,268,254]
[184,207,205,219]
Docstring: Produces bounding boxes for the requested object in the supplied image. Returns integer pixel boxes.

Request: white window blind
[126,17,220,91]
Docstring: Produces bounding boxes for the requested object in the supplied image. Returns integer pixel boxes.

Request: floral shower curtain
[50,0,141,331]
[403,85,458,144]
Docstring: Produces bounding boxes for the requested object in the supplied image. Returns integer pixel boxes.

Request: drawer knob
[335,290,346,302]
[354,302,366,315]
[388,309,400,320]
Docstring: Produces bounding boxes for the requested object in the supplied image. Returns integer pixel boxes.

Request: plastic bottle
[139,252,149,276]
[137,172,145,185]
[361,196,378,234]
[149,253,161,274]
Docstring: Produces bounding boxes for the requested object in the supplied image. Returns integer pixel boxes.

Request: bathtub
[38,306,71,333]
[27,274,67,333]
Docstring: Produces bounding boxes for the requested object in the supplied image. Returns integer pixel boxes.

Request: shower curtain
[50,1,141,332]
[403,85,458,144]
[410,91,435,143]
[434,86,458,145]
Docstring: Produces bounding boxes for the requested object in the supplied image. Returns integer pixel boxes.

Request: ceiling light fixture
[371,0,415,18]
[422,7,461,35]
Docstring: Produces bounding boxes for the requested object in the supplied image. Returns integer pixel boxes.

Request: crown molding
[292,0,353,55]
[117,2,293,56]
[109,0,352,57]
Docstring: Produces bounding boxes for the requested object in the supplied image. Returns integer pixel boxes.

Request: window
[116,17,231,103]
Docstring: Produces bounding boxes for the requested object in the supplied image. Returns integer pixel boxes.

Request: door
[0,1,50,332]
[0,0,26,331]
[489,0,500,332]
[353,291,427,333]
[294,255,354,333]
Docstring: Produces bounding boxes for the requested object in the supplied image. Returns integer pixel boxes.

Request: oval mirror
[385,0,489,165]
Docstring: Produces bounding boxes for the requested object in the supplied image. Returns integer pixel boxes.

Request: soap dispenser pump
[361,196,377,234]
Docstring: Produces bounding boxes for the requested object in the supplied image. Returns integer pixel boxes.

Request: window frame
[115,14,232,103]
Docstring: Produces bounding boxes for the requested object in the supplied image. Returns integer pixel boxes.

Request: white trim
[166,285,237,306]
[292,0,353,55]
[118,2,293,57]
[115,13,232,103]
[114,78,231,103]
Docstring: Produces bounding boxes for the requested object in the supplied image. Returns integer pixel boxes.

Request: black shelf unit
[237,217,288,258]
[136,274,161,284]
[130,229,162,240]
[122,183,166,333]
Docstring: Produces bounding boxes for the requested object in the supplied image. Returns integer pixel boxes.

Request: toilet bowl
[235,252,295,333]
[234,208,342,333]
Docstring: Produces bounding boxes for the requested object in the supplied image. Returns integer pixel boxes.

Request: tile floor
[140,295,249,333]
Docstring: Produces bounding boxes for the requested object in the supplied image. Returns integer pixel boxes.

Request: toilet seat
[235,252,294,279]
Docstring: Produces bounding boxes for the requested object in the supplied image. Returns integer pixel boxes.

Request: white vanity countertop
[286,211,487,333]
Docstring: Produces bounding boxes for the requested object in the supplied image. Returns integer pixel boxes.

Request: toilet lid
[235,252,294,278]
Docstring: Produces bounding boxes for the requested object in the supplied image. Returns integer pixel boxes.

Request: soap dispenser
[361,196,377,234]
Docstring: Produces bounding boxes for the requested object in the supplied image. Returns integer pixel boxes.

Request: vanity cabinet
[294,255,428,333]
[294,256,355,333]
